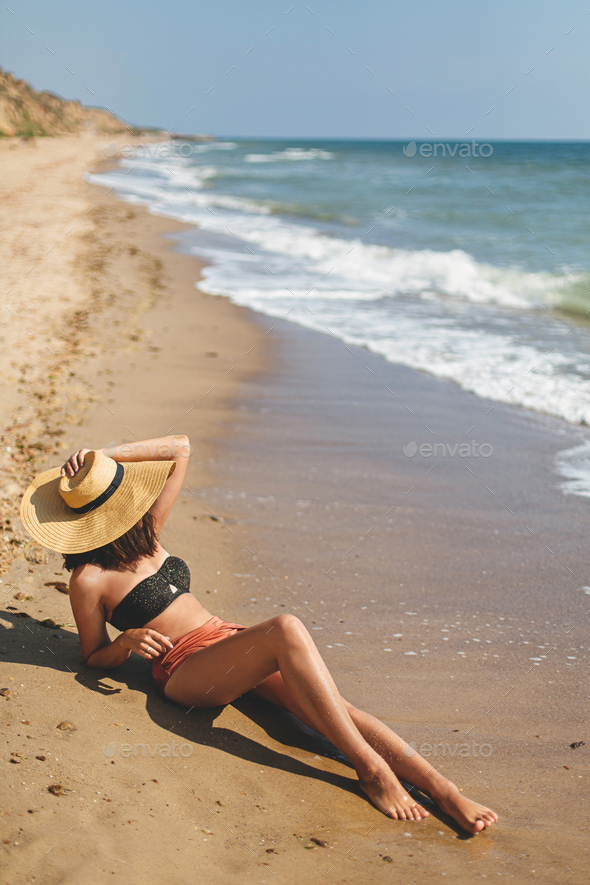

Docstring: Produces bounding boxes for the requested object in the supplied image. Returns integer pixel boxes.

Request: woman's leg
[164,614,428,820]
[253,672,498,834]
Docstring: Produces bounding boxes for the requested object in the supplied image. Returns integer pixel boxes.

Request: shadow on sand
[1,611,468,837]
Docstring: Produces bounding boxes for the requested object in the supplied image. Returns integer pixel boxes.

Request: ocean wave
[555,441,590,497]
[188,141,237,151]
[244,147,334,163]
[87,157,590,431]
[553,277,590,317]
[85,169,272,215]
[186,214,570,310]
[201,266,590,427]
[88,163,575,309]
[117,158,219,184]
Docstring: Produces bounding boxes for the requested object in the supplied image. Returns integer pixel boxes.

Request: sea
[88,138,590,496]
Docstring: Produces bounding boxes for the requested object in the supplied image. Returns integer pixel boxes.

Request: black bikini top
[109,556,191,632]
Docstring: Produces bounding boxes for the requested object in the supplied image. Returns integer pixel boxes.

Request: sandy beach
[1,136,588,884]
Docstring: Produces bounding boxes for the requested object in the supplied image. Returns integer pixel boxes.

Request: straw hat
[19,450,176,554]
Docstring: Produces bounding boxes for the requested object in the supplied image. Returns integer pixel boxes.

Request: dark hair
[62,510,158,573]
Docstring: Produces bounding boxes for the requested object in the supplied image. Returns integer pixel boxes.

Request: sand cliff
[0,67,130,137]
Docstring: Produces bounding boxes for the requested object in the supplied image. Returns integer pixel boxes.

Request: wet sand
[1,138,588,883]
[199,311,590,881]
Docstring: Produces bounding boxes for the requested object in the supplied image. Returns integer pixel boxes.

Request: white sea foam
[555,442,590,497]
[87,156,590,434]
[167,140,238,153]
[119,159,218,187]
[87,167,272,215]
[87,155,568,311]
[244,147,334,162]
[190,141,237,151]
[192,217,567,311]
[201,261,590,427]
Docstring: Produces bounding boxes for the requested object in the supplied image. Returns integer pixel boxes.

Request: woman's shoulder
[68,562,107,596]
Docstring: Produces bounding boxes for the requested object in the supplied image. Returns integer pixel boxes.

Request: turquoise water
[90,139,590,435]
[206,140,590,285]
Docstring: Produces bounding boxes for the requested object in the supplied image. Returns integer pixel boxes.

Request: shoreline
[1,137,588,883]
[203,311,590,876]
[87,138,590,433]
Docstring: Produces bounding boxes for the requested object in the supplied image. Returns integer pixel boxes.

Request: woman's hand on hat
[120,628,174,659]
[61,448,91,478]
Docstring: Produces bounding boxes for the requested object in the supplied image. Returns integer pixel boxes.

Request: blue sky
[2,0,589,138]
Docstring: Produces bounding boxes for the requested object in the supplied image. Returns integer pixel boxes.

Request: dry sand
[1,136,588,884]
[0,135,107,572]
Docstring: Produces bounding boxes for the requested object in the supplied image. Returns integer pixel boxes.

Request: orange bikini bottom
[151,615,247,697]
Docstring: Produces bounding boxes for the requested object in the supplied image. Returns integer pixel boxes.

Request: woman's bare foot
[430,780,498,834]
[359,765,430,821]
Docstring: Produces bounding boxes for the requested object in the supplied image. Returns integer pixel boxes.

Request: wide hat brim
[20,460,176,554]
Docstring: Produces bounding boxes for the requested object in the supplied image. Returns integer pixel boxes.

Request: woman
[20,434,497,834]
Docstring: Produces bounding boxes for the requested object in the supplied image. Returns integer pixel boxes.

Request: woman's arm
[68,569,130,668]
[86,629,174,670]
[61,434,191,534]
[102,435,191,534]
[69,569,174,669]
[99,435,191,465]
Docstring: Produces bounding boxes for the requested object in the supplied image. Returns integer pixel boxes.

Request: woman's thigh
[164,616,283,707]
